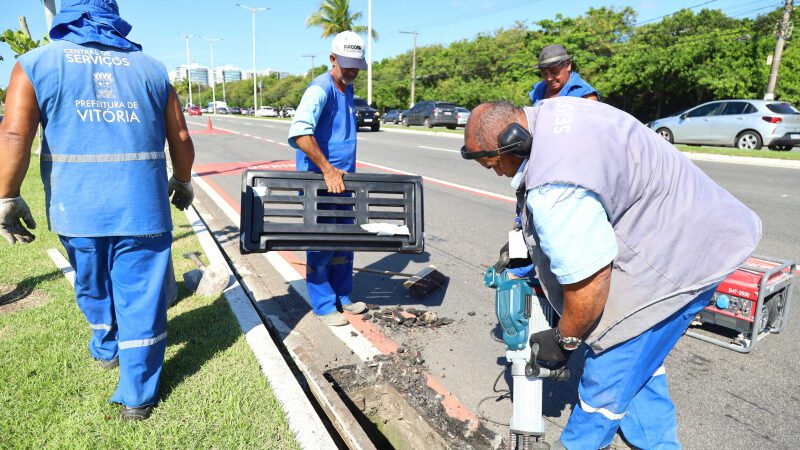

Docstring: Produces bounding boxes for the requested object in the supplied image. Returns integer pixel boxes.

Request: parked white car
[456,107,471,127]
[648,99,800,150]
[255,106,279,117]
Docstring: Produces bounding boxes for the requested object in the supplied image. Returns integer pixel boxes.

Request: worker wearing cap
[461,99,761,448]
[528,44,600,106]
[288,31,369,326]
[0,0,194,420]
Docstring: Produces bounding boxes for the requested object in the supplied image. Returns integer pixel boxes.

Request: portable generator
[686,255,796,353]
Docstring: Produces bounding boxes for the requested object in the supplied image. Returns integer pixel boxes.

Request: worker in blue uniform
[528,44,600,106]
[0,0,195,421]
[288,31,370,327]
[507,44,603,280]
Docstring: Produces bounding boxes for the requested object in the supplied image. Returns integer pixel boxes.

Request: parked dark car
[403,101,458,129]
[228,106,241,114]
[399,109,410,123]
[354,97,380,131]
[382,109,402,124]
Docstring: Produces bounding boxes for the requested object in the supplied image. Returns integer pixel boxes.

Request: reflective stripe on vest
[41,151,166,163]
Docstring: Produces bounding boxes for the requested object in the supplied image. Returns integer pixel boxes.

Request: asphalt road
[186,115,800,449]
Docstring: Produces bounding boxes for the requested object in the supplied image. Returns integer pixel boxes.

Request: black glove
[529,328,571,364]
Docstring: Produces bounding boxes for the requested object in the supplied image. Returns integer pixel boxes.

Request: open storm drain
[325,351,502,450]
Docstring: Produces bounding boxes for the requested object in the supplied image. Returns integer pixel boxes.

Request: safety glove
[0,196,37,244]
[168,176,194,210]
[529,328,572,365]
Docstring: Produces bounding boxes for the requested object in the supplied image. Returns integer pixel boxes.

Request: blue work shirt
[289,72,357,173]
[19,40,171,237]
[528,72,600,106]
[511,161,617,284]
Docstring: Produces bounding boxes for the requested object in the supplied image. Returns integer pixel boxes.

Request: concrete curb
[684,151,800,169]
[183,206,338,450]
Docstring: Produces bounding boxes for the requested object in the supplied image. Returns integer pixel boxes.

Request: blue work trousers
[306,194,354,315]
[560,287,716,449]
[60,233,172,408]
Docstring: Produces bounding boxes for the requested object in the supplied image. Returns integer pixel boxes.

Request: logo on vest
[93,72,115,99]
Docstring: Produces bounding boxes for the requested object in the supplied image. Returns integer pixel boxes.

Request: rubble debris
[467,311,476,316]
[367,303,381,310]
[363,313,372,320]
[350,331,358,337]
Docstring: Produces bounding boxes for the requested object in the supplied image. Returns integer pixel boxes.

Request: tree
[306,0,377,39]
[0,28,48,59]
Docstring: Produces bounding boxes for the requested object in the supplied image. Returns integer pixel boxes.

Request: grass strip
[0,159,300,449]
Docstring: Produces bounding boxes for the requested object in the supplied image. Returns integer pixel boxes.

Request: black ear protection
[460,122,533,160]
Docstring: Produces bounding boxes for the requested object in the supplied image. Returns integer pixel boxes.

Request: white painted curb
[183,206,337,450]
[684,151,800,169]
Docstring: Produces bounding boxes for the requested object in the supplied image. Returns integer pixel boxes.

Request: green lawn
[0,160,299,449]
[674,144,800,160]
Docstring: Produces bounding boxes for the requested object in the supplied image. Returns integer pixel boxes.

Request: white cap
[331,30,367,70]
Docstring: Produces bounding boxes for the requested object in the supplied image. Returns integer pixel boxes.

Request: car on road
[215,107,229,115]
[354,97,380,131]
[188,106,202,116]
[382,109,402,124]
[255,106,278,117]
[456,107,470,127]
[648,99,800,150]
[279,107,295,118]
[403,101,458,129]
[228,106,241,115]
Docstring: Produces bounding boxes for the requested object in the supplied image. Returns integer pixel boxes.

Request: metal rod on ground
[765,0,794,100]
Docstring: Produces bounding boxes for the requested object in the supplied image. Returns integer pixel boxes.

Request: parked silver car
[456,107,470,127]
[648,99,800,150]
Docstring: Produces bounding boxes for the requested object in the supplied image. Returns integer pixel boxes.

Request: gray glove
[0,196,37,244]
[168,176,194,210]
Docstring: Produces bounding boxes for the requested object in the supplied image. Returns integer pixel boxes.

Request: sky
[0,0,783,88]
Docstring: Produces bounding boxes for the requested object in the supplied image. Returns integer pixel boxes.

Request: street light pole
[237,4,268,111]
[42,0,56,30]
[183,34,194,107]
[302,54,316,79]
[367,0,372,105]
[203,37,221,112]
[399,31,418,107]
[765,0,794,100]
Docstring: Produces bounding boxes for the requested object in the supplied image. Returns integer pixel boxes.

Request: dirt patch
[327,347,502,450]
[0,284,49,315]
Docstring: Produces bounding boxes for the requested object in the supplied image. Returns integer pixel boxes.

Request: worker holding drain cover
[288,31,370,327]
[0,0,194,421]
[461,97,761,449]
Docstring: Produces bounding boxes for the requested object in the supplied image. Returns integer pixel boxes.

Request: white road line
[254,136,262,140]
[278,142,290,147]
[356,160,516,203]
[242,133,251,137]
[418,145,459,153]
[266,139,276,143]
[192,173,381,362]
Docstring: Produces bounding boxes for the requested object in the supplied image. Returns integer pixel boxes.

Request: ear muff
[498,123,533,159]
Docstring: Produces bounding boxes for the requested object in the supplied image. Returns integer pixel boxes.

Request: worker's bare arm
[0,63,40,198]
[164,87,195,183]
[559,263,611,339]
[294,134,346,193]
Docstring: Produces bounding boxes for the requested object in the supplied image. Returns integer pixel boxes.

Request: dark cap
[534,44,572,69]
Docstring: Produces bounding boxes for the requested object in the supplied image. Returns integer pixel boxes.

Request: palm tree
[306,0,377,39]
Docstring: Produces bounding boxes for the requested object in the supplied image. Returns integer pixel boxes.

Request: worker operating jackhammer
[0,0,195,421]
[461,98,761,449]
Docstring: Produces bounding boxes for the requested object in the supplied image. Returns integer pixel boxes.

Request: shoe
[318,311,349,327]
[120,405,154,421]
[95,357,119,369]
[341,301,367,314]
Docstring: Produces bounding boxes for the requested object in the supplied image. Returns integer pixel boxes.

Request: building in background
[214,65,243,83]
[169,63,210,87]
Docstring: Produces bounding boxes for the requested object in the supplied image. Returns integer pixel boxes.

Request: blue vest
[528,72,600,106]
[19,40,171,237]
[295,72,357,173]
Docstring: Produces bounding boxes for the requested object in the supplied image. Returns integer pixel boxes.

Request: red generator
[686,255,796,353]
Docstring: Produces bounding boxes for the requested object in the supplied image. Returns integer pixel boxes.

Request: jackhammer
[484,253,570,450]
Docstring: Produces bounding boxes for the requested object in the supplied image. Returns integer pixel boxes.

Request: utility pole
[765,0,794,101]
[203,37,220,112]
[302,54,316,78]
[367,0,373,105]
[237,4,268,111]
[399,31,418,107]
[42,0,56,30]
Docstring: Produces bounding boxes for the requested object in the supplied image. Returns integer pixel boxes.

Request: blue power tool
[484,265,570,450]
